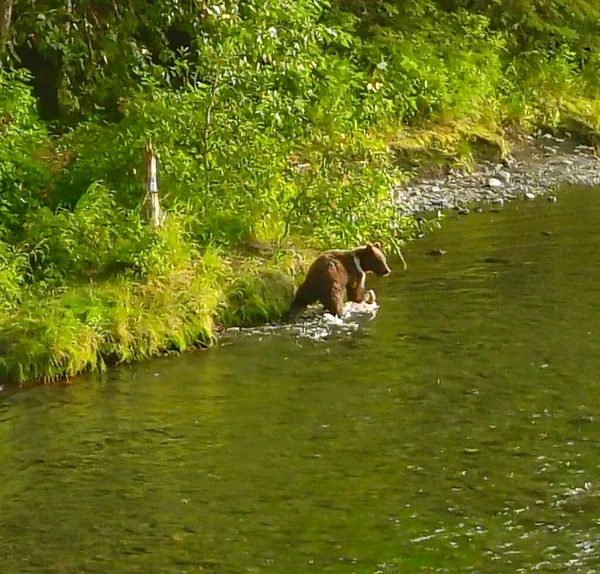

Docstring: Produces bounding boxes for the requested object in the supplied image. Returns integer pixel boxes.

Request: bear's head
[358,242,392,276]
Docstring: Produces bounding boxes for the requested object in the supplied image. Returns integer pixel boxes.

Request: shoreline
[2,133,599,390]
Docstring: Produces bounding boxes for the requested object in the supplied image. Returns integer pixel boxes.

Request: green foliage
[0,248,306,384]
[0,69,54,231]
[20,181,198,287]
[221,250,307,326]
[0,236,27,314]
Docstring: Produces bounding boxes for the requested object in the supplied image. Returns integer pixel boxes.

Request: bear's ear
[374,241,382,249]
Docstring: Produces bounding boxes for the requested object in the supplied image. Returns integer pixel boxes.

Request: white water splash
[225,300,380,342]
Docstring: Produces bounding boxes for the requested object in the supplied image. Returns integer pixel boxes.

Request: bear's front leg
[346,274,367,303]
[364,289,376,304]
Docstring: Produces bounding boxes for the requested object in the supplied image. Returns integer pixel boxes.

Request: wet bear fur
[289,242,392,318]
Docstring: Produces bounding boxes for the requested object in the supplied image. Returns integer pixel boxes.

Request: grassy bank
[1,0,600,384]
[0,243,312,384]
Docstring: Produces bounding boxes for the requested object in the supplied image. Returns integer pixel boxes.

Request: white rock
[524,192,536,200]
[487,177,504,188]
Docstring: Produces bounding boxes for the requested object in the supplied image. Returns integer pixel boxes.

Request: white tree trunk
[0,0,13,58]
[144,140,164,228]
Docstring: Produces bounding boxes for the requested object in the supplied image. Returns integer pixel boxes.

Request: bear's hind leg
[288,281,317,319]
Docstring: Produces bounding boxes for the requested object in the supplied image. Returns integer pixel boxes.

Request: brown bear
[288,242,392,318]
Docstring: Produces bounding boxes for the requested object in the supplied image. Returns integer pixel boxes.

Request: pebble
[524,192,536,200]
[428,249,447,256]
[487,177,504,188]
[496,170,511,183]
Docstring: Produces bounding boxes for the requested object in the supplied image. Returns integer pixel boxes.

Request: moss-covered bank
[0,245,313,384]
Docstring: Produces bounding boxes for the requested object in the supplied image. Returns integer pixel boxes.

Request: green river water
[1,186,600,573]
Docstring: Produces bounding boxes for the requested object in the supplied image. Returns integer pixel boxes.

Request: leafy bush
[0,69,54,232]
[0,237,27,312]
[22,182,199,286]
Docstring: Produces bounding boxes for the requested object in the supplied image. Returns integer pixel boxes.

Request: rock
[487,177,504,188]
[547,196,557,202]
[484,257,510,265]
[491,198,504,205]
[524,192,536,200]
[242,238,277,255]
[457,207,470,215]
[541,230,552,236]
[496,170,511,183]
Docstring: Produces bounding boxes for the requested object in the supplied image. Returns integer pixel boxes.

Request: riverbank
[2,128,598,388]
[0,246,316,386]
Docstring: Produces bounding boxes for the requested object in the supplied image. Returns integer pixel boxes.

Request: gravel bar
[395,134,600,215]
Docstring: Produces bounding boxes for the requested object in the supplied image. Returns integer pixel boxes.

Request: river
[1,186,600,573]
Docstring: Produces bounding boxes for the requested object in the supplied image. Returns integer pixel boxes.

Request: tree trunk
[0,0,13,58]
[144,140,164,228]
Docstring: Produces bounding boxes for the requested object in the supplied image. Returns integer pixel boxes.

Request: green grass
[0,247,312,385]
